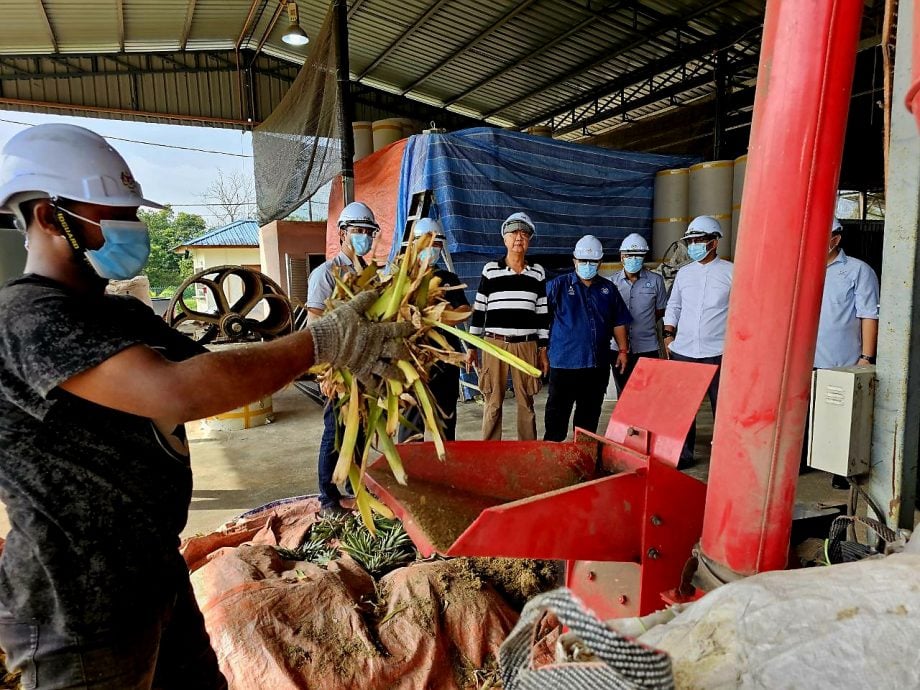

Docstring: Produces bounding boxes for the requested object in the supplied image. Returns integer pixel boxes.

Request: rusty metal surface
[375,439,597,502]
[566,561,642,620]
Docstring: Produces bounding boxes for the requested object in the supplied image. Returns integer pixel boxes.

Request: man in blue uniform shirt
[611,232,667,393]
[544,235,631,442]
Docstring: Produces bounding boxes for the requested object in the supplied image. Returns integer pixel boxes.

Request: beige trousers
[479,338,541,440]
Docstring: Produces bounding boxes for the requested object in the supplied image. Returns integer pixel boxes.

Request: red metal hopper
[366,358,716,618]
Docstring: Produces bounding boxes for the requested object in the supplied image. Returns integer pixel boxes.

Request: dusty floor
[0,382,847,539]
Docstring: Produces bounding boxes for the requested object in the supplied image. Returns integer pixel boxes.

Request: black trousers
[611,350,660,395]
[543,366,610,442]
[399,363,460,442]
[668,351,722,467]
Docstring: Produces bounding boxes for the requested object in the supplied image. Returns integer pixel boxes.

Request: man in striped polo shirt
[468,212,549,440]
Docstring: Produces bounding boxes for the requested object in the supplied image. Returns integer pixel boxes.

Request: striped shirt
[470,259,550,346]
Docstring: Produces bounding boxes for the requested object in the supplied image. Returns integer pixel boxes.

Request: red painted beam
[700,0,864,576]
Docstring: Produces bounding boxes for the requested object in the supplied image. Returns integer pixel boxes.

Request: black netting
[254,4,343,223]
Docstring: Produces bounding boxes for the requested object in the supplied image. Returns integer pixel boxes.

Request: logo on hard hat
[120,171,139,193]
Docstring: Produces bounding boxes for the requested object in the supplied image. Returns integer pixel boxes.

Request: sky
[0,109,259,228]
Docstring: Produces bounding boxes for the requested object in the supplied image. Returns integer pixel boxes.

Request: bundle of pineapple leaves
[276,513,418,578]
[310,228,541,533]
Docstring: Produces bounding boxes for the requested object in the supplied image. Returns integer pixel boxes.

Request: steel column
[699,0,864,578]
[335,0,354,205]
[870,0,920,529]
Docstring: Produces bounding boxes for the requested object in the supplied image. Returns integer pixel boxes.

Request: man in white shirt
[815,218,879,369]
[663,215,734,467]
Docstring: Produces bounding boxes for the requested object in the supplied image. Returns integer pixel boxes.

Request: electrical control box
[807,366,875,477]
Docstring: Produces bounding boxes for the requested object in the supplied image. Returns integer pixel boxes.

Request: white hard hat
[0,124,162,226]
[831,217,843,233]
[573,234,603,260]
[683,215,723,240]
[338,201,379,230]
[413,217,446,240]
[620,232,649,254]
[501,211,535,236]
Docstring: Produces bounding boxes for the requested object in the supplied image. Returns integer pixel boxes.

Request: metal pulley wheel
[164,265,293,344]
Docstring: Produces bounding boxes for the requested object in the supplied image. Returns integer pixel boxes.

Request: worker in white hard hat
[813,218,879,488]
[543,234,631,442]
[610,232,667,394]
[663,214,734,467]
[307,199,381,514]
[308,200,379,319]
[0,124,412,688]
[469,211,548,440]
[398,218,469,442]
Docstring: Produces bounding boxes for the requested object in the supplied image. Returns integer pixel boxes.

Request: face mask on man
[418,247,441,265]
[350,232,373,256]
[687,241,710,262]
[623,256,644,274]
[576,262,598,280]
[59,208,150,280]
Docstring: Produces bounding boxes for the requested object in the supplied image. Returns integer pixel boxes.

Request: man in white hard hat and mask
[611,232,667,393]
[544,235,631,442]
[307,200,379,514]
[0,124,411,688]
[398,218,469,442]
[469,212,549,440]
[663,215,734,468]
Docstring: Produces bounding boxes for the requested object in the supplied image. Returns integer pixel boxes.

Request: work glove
[308,291,415,386]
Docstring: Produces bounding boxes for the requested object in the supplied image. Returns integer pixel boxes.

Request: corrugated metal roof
[179,219,260,248]
[0,1,884,143]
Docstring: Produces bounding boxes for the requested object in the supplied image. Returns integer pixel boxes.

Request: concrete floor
[0,382,847,539]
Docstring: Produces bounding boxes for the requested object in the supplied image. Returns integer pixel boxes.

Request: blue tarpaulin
[387,127,695,295]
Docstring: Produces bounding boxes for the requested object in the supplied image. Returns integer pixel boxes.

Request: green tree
[140,206,206,294]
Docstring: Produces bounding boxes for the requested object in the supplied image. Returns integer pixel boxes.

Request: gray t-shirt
[0,274,206,633]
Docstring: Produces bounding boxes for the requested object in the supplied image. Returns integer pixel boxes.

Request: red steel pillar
[699,0,864,578]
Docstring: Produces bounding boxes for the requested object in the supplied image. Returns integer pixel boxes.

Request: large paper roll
[689,160,735,259]
[353,121,373,161]
[652,168,689,261]
[372,118,404,151]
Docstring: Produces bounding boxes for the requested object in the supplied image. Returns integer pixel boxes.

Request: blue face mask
[576,262,598,280]
[623,256,644,274]
[350,232,373,256]
[61,209,150,280]
[418,247,441,265]
[687,242,710,262]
